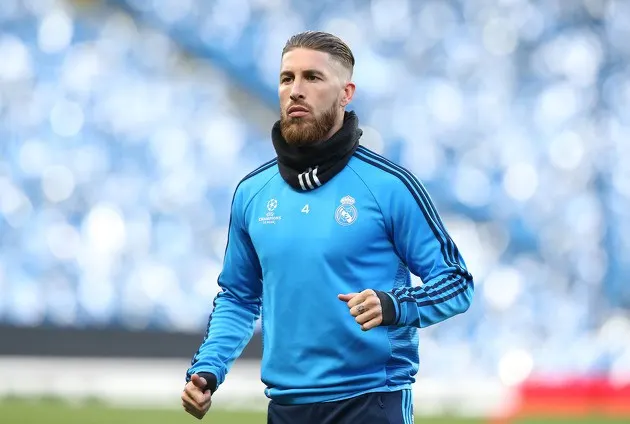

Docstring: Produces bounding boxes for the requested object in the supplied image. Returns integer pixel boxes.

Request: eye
[305,75,319,81]
[280,76,293,84]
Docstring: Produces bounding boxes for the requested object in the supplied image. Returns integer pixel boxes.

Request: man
[181,31,474,423]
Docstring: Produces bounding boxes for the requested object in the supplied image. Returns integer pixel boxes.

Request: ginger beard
[280,100,338,146]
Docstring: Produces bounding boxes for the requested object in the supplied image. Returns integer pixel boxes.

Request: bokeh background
[1,0,629,423]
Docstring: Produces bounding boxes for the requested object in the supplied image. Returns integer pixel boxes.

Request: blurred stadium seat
[1,0,629,417]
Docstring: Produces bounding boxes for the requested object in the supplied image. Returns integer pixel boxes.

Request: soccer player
[181,31,474,423]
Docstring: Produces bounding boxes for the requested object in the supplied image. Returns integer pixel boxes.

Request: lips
[287,105,310,117]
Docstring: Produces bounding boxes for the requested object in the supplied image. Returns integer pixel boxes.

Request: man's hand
[181,374,212,420]
[338,289,383,331]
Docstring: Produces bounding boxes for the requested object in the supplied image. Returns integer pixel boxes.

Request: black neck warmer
[271,111,363,191]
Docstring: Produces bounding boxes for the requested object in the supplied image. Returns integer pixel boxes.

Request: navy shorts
[267,390,414,424]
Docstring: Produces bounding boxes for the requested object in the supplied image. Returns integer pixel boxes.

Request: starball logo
[259,198,282,225]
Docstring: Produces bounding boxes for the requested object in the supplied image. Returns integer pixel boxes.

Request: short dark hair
[282,31,355,75]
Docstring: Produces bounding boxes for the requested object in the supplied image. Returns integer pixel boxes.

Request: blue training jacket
[186,145,474,405]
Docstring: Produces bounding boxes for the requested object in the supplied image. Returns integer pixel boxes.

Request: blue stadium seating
[1,0,629,381]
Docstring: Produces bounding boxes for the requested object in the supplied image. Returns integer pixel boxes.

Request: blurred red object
[491,377,630,424]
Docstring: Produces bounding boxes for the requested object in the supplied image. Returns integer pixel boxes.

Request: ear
[340,82,356,107]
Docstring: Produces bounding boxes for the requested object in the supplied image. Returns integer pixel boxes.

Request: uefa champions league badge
[335,195,358,226]
[259,198,282,224]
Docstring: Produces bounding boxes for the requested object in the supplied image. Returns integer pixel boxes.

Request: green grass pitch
[1,398,627,424]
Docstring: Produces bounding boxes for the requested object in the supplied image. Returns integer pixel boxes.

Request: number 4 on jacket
[301,204,310,214]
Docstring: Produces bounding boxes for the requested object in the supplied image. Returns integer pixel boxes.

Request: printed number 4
[301,204,310,214]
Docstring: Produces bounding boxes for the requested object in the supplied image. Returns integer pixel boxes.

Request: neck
[271,110,362,191]
[322,110,346,142]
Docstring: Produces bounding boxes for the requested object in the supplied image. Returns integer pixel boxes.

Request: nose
[289,81,305,101]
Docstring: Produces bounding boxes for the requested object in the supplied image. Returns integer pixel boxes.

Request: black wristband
[196,372,218,394]
[375,290,397,326]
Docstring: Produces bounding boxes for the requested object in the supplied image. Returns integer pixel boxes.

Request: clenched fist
[181,374,212,420]
[338,289,383,331]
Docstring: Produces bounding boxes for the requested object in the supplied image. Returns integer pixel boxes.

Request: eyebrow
[280,69,326,78]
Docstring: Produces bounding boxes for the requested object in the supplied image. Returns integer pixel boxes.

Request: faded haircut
[282,31,355,77]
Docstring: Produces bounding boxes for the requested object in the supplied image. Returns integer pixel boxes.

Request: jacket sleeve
[185,184,262,392]
[377,173,474,329]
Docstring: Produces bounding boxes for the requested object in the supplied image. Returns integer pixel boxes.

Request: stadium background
[1,0,629,422]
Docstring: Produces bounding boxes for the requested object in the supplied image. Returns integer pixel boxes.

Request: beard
[280,101,337,146]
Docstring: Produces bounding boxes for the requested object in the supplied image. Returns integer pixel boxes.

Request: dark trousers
[267,390,414,424]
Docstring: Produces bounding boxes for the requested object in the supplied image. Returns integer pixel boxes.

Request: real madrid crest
[335,195,358,226]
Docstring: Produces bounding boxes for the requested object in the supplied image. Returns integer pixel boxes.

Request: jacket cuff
[375,290,397,326]
[196,372,218,394]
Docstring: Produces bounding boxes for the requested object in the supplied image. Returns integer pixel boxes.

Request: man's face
[278,48,351,146]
